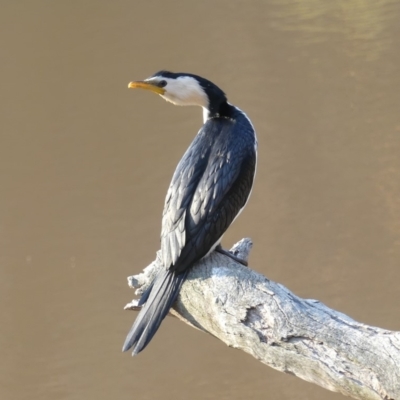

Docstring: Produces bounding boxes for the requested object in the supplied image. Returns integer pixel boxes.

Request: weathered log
[124,238,400,400]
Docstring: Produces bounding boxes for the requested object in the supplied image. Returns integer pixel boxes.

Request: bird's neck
[203,100,234,122]
[202,107,209,123]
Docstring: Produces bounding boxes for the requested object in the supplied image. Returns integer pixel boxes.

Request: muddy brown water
[1,1,400,399]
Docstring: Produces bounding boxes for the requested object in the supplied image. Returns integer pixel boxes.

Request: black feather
[122,269,188,355]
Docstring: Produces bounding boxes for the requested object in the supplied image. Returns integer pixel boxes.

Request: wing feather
[160,116,256,272]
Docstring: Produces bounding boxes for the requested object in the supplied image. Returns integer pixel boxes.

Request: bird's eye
[158,80,167,88]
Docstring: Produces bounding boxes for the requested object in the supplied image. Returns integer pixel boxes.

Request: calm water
[1,1,400,399]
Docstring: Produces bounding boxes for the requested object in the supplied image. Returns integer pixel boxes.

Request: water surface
[1,1,399,399]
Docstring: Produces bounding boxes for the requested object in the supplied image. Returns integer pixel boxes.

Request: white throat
[202,107,209,123]
[156,76,209,109]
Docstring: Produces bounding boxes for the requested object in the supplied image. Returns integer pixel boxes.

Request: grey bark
[124,238,400,400]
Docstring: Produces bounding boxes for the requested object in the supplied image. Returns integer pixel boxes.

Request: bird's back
[161,107,257,273]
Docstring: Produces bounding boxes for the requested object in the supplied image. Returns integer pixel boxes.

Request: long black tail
[122,268,188,355]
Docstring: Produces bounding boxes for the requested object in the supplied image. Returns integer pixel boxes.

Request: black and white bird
[122,71,257,355]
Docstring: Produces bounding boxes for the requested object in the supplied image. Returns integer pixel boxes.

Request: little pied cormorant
[122,71,257,355]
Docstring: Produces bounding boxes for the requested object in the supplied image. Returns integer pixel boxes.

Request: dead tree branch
[124,238,400,400]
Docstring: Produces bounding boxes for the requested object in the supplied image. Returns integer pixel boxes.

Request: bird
[122,71,257,355]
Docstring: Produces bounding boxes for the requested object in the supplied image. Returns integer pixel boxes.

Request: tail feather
[122,269,188,355]
[137,280,154,306]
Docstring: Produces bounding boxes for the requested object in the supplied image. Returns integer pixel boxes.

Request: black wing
[161,117,256,273]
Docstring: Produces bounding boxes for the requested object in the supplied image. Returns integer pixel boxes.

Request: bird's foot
[215,245,248,266]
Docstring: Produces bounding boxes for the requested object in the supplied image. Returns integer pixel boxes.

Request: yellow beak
[128,81,165,95]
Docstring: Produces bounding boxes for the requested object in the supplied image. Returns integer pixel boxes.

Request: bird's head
[128,71,227,117]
